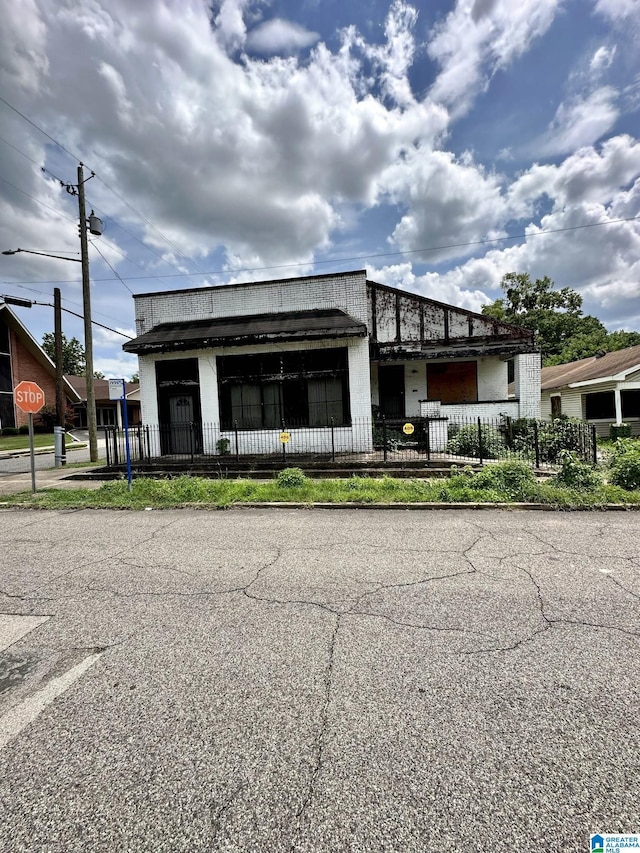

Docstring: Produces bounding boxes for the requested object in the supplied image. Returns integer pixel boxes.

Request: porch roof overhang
[372,340,537,360]
[123,309,368,355]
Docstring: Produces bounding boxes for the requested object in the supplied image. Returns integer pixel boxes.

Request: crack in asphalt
[290,613,340,853]
[3,519,638,655]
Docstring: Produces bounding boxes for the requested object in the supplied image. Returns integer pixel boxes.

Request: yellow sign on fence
[280,431,291,444]
[402,423,415,435]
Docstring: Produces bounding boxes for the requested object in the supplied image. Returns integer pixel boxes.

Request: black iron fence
[102,415,597,471]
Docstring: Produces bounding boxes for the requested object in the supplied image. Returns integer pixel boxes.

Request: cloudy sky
[1,0,639,378]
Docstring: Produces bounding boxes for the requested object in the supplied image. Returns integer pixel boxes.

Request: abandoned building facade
[123,269,540,455]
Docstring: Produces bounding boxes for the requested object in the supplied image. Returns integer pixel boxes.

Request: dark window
[551,395,562,418]
[0,353,11,393]
[622,389,640,418]
[584,391,615,419]
[0,392,15,429]
[0,318,10,354]
[218,348,350,429]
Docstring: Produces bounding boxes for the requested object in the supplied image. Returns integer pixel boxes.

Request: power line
[4,214,639,286]
[0,174,77,224]
[31,299,133,338]
[0,136,202,282]
[0,95,208,277]
[0,95,79,161]
[90,241,134,294]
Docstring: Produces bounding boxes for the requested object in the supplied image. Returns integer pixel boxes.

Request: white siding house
[541,345,640,436]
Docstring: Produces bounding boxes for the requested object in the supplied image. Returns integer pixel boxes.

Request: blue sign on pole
[109,378,132,492]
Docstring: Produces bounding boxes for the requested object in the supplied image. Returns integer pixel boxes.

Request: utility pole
[77,163,98,463]
[53,286,66,437]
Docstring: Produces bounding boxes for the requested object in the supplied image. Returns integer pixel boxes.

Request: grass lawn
[0,433,80,452]
[3,466,639,509]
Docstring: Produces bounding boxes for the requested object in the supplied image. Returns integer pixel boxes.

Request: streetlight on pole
[2,167,103,462]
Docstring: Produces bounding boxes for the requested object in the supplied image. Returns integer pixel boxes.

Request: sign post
[109,379,132,491]
[14,381,45,493]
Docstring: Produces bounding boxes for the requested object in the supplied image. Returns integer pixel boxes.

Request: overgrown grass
[0,433,79,452]
[3,462,640,509]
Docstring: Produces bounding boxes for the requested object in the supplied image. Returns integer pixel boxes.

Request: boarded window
[584,391,615,419]
[428,362,478,404]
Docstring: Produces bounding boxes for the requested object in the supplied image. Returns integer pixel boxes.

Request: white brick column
[514,353,541,419]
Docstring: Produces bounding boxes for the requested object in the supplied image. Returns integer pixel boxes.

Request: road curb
[222,501,640,511]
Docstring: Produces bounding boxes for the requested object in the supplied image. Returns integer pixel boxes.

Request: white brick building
[124,269,540,456]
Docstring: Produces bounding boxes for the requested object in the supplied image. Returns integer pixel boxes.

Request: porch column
[614,386,623,424]
[514,353,541,419]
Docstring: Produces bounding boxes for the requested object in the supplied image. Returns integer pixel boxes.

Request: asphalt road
[0,508,638,852]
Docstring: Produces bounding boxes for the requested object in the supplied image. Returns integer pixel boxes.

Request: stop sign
[14,380,46,414]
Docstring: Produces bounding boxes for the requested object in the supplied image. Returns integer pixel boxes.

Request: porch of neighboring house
[540,345,640,437]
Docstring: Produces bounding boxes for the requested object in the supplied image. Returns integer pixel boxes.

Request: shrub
[610,423,632,440]
[277,467,307,488]
[607,437,636,464]
[18,425,29,434]
[447,423,506,459]
[216,437,231,455]
[553,451,601,490]
[609,447,640,491]
[1,427,19,436]
[470,460,538,500]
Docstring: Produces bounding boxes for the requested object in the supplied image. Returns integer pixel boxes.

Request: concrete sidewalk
[0,463,110,495]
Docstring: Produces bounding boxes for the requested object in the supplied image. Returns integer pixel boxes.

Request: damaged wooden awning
[123,308,367,355]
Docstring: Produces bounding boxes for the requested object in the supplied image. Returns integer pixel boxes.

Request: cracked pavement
[0,507,638,852]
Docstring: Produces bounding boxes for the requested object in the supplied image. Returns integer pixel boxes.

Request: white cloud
[368,262,491,312]
[508,134,640,216]
[590,43,617,73]
[593,0,640,22]
[537,86,620,156]
[382,149,507,262]
[213,0,252,51]
[427,0,562,115]
[246,18,320,54]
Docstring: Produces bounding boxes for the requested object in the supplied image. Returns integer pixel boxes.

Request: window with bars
[218,348,350,429]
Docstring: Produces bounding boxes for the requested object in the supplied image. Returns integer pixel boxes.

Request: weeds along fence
[102,416,597,471]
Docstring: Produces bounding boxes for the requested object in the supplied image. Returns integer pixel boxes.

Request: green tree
[482,273,609,365]
[130,372,139,383]
[41,332,86,375]
[94,371,106,379]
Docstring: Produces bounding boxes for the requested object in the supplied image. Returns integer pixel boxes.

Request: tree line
[481,272,640,365]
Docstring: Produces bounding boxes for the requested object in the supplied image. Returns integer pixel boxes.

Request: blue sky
[0,0,639,378]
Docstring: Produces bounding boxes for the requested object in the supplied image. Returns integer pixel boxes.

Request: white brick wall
[134,270,369,334]
[138,337,373,454]
[514,353,541,419]
[477,358,507,399]
[442,401,520,420]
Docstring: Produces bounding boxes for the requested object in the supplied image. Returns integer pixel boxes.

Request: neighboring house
[540,344,640,436]
[65,376,141,430]
[0,301,80,429]
[123,269,540,455]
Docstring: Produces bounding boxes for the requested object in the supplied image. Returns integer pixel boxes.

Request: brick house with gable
[0,301,80,430]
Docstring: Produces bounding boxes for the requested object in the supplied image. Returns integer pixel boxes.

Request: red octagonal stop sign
[14,380,46,414]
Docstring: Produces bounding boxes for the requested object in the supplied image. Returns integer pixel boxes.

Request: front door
[378,365,405,418]
[169,394,194,454]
